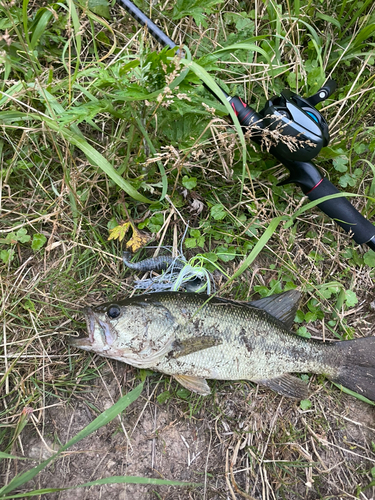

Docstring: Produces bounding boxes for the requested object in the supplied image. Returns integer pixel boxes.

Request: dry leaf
[108,222,131,242]
[126,227,151,253]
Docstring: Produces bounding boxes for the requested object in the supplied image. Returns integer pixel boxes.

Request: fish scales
[145,293,335,381]
[71,291,375,401]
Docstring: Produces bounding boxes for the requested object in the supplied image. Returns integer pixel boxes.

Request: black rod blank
[117,0,176,49]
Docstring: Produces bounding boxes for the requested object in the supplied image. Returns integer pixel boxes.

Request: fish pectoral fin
[174,374,211,396]
[257,374,309,400]
[172,336,222,359]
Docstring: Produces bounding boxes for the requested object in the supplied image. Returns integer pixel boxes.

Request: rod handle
[306,178,375,250]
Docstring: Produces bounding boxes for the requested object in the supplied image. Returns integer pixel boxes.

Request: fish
[70,290,375,401]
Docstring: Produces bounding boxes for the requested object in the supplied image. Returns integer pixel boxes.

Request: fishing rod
[116,0,375,251]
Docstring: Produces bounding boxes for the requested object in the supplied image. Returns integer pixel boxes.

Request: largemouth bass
[71,290,375,401]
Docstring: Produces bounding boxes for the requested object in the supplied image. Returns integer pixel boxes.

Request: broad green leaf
[344,290,358,307]
[333,156,349,173]
[172,0,223,25]
[16,228,31,244]
[295,310,305,323]
[364,250,375,267]
[305,312,317,323]
[216,245,236,262]
[182,176,197,190]
[88,0,110,19]
[297,326,311,338]
[300,399,312,410]
[0,249,15,264]
[185,237,198,249]
[190,229,201,238]
[31,234,47,251]
[211,204,227,220]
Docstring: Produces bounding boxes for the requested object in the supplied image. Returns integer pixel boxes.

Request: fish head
[70,296,177,367]
[70,303,124,353]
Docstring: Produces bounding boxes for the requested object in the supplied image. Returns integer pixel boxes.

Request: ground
[3,362,375,499]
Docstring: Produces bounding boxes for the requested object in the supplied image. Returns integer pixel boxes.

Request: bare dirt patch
[3,365,375,500]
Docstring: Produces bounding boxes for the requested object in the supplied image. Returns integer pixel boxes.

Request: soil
[4,363,375,500]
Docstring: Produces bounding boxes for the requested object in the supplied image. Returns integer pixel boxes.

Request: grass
[1,0,375,498]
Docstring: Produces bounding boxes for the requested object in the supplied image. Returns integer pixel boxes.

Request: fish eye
[107,305,121,319]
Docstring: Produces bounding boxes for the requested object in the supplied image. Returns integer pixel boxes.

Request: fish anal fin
[257,373,309,400]
[174,374,211,396]
[249,290,301,330]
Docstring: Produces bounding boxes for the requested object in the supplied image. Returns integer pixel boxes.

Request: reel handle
[306,79,337,106]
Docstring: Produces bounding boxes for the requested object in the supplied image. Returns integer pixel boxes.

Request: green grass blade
[283,192,375,229]
[78,475,201,487]
[0,475,200,499]
[66,0,82,86]
[331,382,375,406]
[57,123,153,204]
[30,85,84,137]
[352,24,375,49]
[131,113,168,200]
[0,83,24,107]
[179,58,247,195]
[0,111,153,203]
[316,13,342,30]
[285,17,322,48]
[212,41,273,69]
[29,8,53,50]
[0,382,144,496]
[227,216,285,284]
[59,383,143,451]
[340,0,375,33]
[22,0,31,47]
[0,452,30,461]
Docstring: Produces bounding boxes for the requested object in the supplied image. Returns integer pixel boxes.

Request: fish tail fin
[329,336,375,402]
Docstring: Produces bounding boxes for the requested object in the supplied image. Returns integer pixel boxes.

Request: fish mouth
[68,307,96,349]
[69,307,115,349]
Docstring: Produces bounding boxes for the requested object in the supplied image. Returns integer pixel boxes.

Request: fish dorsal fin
[174,375,211,395]
[256,374,309,400]
[249,290,301,330]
